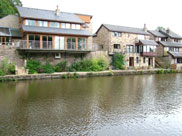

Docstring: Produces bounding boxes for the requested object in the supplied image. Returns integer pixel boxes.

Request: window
[143,45,156,52]
[50,22,59,28]
[72,24,76,29]
[169,47,179,52]
[174,39,179,42]
[177,58,182,64]
[143,57,146,63]
[126,45,134,53]
[112,32,122,37]
[28,35,40,48]
[136,46,141,53]
[78,38,87,50]
[61,23,66,28]
[66,23,71,29]
[38,21,48,27]
[114,44,120,49]
[66,37,76,49]
[76,24,80,29]
[136,57,139,63]
[25,20,36,26]
[138,35,144,40]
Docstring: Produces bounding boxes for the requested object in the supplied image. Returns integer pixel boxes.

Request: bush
[41,60,55,73]
[111,53,125,70]
[68,58,109,72]
[8,63,16,74]
[26,59,42,74]
[0,69,5,76]
[55,61,67,72]
[1,58,9,74]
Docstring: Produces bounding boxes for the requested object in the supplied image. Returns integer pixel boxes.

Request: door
[60,37,64,50]
[148,57,153,67]
[55,36,60,49]
[129,57,134,67]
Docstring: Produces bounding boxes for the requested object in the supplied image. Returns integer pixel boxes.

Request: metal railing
[16,40,96,51]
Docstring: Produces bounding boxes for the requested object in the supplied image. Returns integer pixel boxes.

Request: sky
[21,0,182,34]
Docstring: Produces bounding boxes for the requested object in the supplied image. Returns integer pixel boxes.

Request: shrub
[26,59,41,74]
[1,58,9,74]
[111,53,125,70]
[0,69,5,76]
[73,73,79,78]
[42,60,55,73]
[68,58,109,72]
[8,63,16,74]
[55,61,67,72]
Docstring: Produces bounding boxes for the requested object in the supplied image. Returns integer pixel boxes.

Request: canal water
[0,74,182,136]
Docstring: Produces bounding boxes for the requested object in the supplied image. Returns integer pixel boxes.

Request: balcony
[16,40,94,53]
[140,52,157,57]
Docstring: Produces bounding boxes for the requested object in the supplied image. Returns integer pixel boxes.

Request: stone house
[148,28,182,69]
[93,24,158,69]
[14,6,94,65]
[0,15,21,45]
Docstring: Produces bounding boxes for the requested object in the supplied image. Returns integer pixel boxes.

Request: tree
[0,0,22,18]
[156,26,165,31]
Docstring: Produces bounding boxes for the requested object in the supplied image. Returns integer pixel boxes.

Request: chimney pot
[55,5,60,16]
[143,24,147,32]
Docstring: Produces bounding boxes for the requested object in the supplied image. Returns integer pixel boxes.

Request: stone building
[0,15,21,45]
[148,28,182,69]
[93,24,158,69]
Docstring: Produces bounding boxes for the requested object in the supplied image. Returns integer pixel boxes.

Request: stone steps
[15,66,28,75]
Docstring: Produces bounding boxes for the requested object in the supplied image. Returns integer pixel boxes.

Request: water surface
[0,74,182,136]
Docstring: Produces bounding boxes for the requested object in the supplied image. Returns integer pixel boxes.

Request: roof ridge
[17,6,91,16]
[103,24,143,30]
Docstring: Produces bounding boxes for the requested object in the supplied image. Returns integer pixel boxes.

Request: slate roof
[102,24,150,35]
[159,30,182,39]
[148,30,167,38]
[0,27,21,37]
[159,41,182,48]
[17,6,85,24]
[139,40,158,46]
[168,51,182,58]
[22,25,92,36]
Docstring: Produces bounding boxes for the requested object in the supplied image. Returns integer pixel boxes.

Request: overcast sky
[21,0,182,35]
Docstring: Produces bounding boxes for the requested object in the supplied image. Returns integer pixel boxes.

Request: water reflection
[0,74,182,135]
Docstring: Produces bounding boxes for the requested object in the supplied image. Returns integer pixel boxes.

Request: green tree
[156,26,165,31]
[0,0,22,18]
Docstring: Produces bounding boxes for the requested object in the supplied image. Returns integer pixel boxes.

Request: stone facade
[0,15,20,28]
[0,46,24,67]
[93,25,155,69]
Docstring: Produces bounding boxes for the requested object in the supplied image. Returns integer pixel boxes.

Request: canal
[0,74,182,136]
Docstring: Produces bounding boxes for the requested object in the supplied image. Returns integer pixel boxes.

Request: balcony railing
[16,40,95,51]
[140,52,157,57]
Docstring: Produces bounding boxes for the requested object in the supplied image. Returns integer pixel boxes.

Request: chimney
[166,27,170,33]
[143,24,147,32]
[55,5,60,16]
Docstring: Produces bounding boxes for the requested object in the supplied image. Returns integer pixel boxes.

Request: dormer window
[25,20,36,26]
[50,22,59,28]
[61,23,66,28]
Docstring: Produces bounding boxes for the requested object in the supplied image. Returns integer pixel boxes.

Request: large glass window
[28,35,40,48]
[143,45,156,52]
[72,24,76,29]
[38,21,48,27]
[50,22,59,28]
[54,36,64,50]
[25,20,36,26]
[126,45,134,53]
[78,38,87,50]
[66,37,76,49]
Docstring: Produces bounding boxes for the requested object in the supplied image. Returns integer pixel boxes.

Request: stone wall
[0,46,24,67]
[0,15,20,28]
